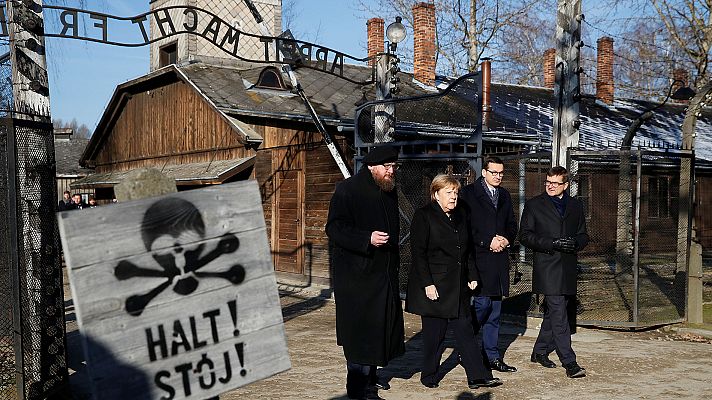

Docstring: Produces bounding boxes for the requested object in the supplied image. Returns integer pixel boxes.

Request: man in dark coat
[519,166,589,379]
[326,145,405,399]
[461,156,518,373]
[57,190,72,211]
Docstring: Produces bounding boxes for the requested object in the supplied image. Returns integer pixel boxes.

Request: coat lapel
[540,193,562,219]
[474,179,496,210]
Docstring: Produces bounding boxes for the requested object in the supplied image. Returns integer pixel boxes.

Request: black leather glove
[552,237,577,253]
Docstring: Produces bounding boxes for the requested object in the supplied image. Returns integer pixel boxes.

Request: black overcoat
[460,177,518,296]
[405,203,478,319]
[519,193,589,295]
[325,168,404,366]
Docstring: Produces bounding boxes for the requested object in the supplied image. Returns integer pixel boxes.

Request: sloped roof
[179,62,427,123]
[485,82,712,161]
[71,157,255,188]
[86,60,712,165]
[54,137,92,176]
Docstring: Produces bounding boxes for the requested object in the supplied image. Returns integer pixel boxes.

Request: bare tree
[357,0,553,78]
[593,0,711,91]
[496,11,554,86]
[650,0,711,87]
[53,117,92,138]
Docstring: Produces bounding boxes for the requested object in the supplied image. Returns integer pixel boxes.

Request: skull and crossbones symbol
[115,198,246,316]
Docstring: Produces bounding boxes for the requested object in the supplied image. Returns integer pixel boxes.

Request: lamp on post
[374,16,406,142]
[386,16,406,53]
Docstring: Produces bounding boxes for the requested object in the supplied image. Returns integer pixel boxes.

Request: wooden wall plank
[94,82,251,172]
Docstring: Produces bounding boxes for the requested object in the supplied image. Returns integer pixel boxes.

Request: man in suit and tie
[461,156,518,373]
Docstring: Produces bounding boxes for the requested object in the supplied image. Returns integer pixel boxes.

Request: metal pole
[374,52,395,142]
[5,116,25,399]
[518,158,526,264]
[282,66,351,179]
[678,82,711,322]
[551,0,582,167]
[632,148,642,325]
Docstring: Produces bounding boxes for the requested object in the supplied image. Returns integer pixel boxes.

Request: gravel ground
[65,287,712,399]
[219,291,712,400]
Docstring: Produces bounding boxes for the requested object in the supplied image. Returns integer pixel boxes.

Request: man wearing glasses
[461,156,518,373]
[519,166,589,378]
[326,145,404,399]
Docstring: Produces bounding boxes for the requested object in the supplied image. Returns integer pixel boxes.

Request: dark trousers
[533,295,576,365]
[420,306,491,385]
[346,361,377,399]
[473,295,503,362]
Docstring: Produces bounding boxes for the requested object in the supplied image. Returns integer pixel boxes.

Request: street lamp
[374,17,406,142]
[386,16,406,52]
[623,79,696,148]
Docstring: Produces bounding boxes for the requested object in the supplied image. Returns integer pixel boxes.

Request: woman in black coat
[406,174,502,390]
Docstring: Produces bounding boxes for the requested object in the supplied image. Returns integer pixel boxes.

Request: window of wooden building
[159,42,178,67]
[648,176,678,219]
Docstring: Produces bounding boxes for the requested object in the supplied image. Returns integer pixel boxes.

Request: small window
[576,175,591,221]
[255,67,287,90]
[648,176,678,219]
[159,42,178,67]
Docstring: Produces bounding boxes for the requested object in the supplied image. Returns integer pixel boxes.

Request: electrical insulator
[14,0,45,36]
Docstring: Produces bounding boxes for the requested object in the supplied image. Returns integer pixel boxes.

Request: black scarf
[548,192,568,217]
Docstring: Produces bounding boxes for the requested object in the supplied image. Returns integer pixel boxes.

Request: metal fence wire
[355,73,482,144]
[0,49,12,117]
[396,158,476,293]
[498,149,691,328]
[0,118,68,399]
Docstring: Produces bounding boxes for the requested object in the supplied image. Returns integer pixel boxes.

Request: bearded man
[326,145,405,400]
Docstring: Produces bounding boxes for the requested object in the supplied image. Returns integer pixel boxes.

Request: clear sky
[46,1,374,131]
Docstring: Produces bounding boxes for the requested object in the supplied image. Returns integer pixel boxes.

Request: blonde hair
[430,174,461,201]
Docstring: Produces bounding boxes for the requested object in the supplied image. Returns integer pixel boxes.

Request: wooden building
[73,1,712,289]
[72,62,428,285]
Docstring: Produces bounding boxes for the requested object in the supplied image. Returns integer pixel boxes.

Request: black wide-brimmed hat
[362,146,399,165]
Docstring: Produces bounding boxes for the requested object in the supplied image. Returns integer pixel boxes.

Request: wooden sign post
[58,180,290,399]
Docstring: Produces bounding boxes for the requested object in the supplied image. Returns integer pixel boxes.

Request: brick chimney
[412,2,436,86]
[543,48,556,89]
[481,58,492,128]
[367,18,384,67]
[596,37,614,104]
[672,68,689,103]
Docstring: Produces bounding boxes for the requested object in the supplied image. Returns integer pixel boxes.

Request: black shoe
[490,358,517,372]
[468,377,503,389]
[564,361,586,378]
[371,381,390,390]
[530,353,557,368]
[421,381,439,388]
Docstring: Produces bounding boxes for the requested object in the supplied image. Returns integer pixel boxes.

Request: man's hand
[467,281,478,290]
[490,235,509,252]
[552,237,577,253]
[370,231,390,247]
[425,285,439,300]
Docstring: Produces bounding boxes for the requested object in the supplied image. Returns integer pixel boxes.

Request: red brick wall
[672,68,690,104]
[367,18,384,67]
[412,2,436,86]
[544,48,556,89]
[596,37,614,104]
